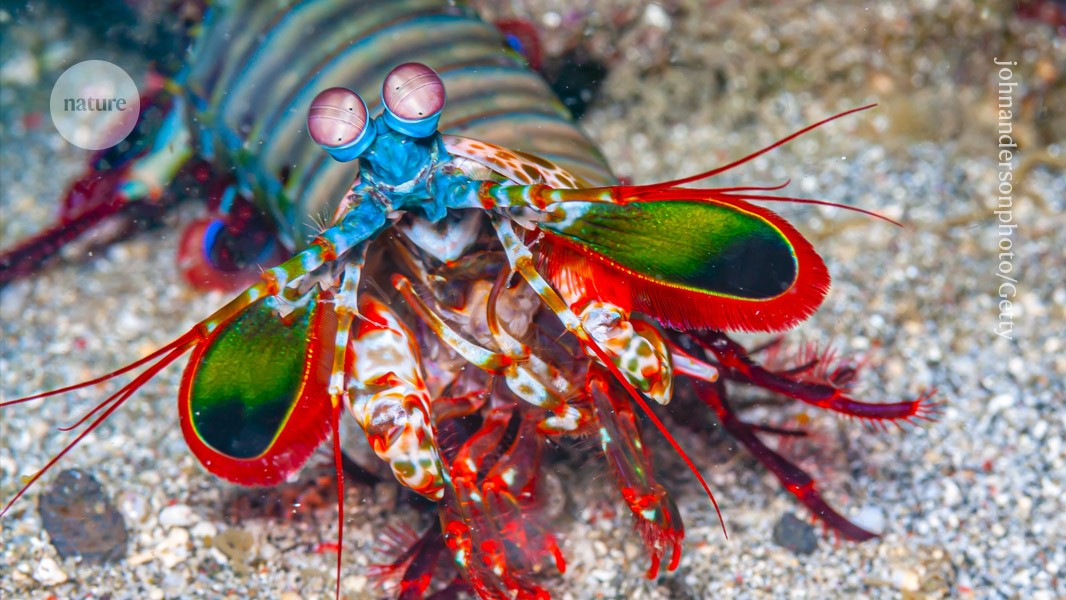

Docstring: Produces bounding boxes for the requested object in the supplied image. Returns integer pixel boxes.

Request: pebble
[772,513,819,555]
[0,49,38,86]
[38,469,128,565]
[940,479,963,507]
[213,527,256,566]
[119,492,149,523]
[343,575,367,594]
[260,542,278,561]
[988,393,1015,413]
[31,556,68,586]
[161,570,187,597]
[890,567,920,591]
[159,504,198,528]
[154,527,191,569]
[852,505,887,536]
[642,4,670,29]
[190,520,218,540]
[590,568,615,582]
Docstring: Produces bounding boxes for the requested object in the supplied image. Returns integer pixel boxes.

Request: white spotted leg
[392,275,583,434]
[489,213,729,538]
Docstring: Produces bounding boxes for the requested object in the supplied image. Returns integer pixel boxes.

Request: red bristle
[636,104,877,190]
[709,192,902,227]
[0,333,199,409]
[1,343,192,518]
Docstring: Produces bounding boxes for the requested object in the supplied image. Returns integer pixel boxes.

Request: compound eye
[307,87,373,162]
[381,62,445,138]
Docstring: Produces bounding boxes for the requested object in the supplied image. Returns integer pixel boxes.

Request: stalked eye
[307,87,373,162]
[381,62,445,138]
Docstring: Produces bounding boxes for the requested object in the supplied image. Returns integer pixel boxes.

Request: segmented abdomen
[181,0,614,247]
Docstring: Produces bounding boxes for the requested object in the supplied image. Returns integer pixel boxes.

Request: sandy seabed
[2,1,1064,598]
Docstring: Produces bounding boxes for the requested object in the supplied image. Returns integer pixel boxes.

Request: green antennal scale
[539,196,829,332]
[179,291,338,486]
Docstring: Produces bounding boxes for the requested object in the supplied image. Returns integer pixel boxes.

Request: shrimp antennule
[1,333,199,517]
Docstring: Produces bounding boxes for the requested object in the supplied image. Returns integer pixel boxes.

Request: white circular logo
[50,60,140,151]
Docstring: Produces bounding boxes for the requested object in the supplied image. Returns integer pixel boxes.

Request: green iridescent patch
[544,200,797,299]
[188,296,317,459]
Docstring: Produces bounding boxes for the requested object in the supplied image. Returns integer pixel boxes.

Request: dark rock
[548,56,609,120]
[38,469,128,564]
[659,572,700,600]
[772,512,818,555]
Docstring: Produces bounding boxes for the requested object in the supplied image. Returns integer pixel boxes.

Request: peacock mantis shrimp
[0,2,936,598]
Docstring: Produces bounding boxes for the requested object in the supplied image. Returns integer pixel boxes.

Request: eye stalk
[381,62,446,138]
[307,87,373,162]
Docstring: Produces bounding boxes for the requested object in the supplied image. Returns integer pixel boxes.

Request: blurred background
[1,1,1063,598]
